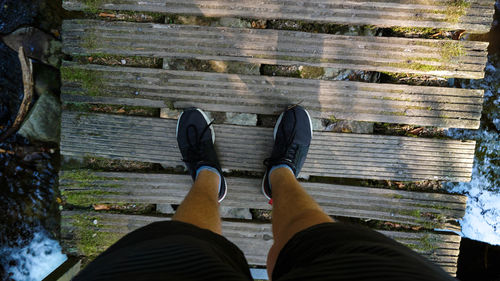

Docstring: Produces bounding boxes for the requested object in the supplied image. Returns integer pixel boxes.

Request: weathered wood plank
[61,20,489,79]
[61,111,476,181]
[61,62,484,129]
[61,211,461,276]
[62,0,495,33]
[60,171,466,230]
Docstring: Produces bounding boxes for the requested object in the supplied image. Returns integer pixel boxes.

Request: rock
[220,207,252,219]
[156,204,175,214]
[311,118,325,131]
[325,120,374,134]
[323,68,342,79]
[18,91,61,143]
[217,18,252,28]
[299,66,324,79]
[174,15,214,26]
[34,62,60,96]
[1,27,62,67]
[160,108,181,119]
[225,112,257,126]
[208,60,260,75]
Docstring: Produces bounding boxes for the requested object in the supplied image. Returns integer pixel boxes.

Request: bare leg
[267,167,335,278]
[172,170,222,234]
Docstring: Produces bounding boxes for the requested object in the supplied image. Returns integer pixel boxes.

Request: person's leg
[173,169,222,234]
[266,167,334,276]
[174,107,228,234]
[260,105,332,277]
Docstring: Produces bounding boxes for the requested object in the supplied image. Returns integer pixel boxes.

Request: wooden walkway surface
[64,0,495,33]
[59,0,495,277]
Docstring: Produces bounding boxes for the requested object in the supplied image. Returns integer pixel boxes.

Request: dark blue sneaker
[262,105,313,200]
[176,108,227,202]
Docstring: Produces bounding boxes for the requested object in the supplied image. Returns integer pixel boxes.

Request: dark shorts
[74,221,455,281]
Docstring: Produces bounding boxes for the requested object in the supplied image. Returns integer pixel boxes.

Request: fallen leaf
[0,148,15,154]
[409,127,424,134]
[453,30,466,40]
[51,29,60,38]
[93,204,111,211]
[99,12,116,18]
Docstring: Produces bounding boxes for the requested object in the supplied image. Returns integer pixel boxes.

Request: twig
[0,148,15,154]
[0,47,34,142]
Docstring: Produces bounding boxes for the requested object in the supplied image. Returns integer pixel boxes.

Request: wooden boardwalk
[64,0,495,33]
[59,0,495,277]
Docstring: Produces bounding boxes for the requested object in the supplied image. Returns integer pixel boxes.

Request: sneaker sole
[218,179,228,203]
[262,107,314,200]
[176,108,215,144]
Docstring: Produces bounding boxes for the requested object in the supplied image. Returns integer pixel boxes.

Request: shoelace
[183,121,214,165]
[263,109,298,168]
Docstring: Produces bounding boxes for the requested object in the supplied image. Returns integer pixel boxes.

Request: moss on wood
[63,213,123,264]
[443,0,471,23]
[61,65,103,96]
[63,190,123,206]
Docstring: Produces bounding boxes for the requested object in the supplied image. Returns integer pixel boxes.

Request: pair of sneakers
[176,106,313,202]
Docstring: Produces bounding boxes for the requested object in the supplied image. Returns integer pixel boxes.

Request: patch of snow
[444,55,500,246]
[0,231,67,281]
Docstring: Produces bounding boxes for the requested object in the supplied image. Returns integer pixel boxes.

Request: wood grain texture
[61,20,489,79]
[62,0,495,33]
[60,171,466,230]
[61,62,484,129]
[61,111,476,181]
[61,210,461,275]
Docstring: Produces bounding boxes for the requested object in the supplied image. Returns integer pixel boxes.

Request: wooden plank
[61,20,489,79]
[61,211,461,276]
[62,0,495,33]
[61,62,484,129]
[60,171,466,230]
[60,111,476,181]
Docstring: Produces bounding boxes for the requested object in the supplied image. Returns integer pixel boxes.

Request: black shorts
[74,221,456,281]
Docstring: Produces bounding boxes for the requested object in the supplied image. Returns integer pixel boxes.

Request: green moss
[440,41,466,61]
[391,26,437,35]
[60,170,123,188]
[418,234,438,252]
[380,97,412,102]
[392,194,404,199]
[443,0,471,23]
[407,234,438,252]
[380,111,407,116]
[387,61,445,72]
[82,33,98,49]
[329,115,338,123]
[407,105,433,110]
[299,66,325,79]
[65,214,123,262]
[399,209,422,218]
[61,66,102,96]
[82,0,103,14]
[64,190,123,206]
